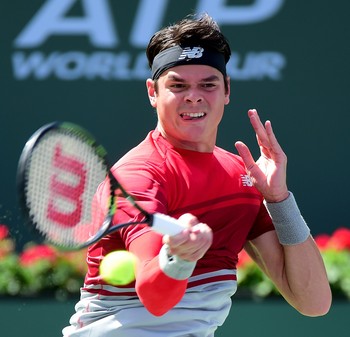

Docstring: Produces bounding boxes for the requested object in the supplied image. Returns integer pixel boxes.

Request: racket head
[17,122,114,250]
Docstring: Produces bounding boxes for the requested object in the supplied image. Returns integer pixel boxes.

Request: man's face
[147,64,230,152]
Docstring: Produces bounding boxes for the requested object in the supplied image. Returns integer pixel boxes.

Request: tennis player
[63,13,331,337]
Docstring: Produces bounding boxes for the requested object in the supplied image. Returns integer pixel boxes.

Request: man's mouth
[180,112,206,120]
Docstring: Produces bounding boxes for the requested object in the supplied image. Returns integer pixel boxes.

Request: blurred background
[1,0,349,248]
[0,1,349,336]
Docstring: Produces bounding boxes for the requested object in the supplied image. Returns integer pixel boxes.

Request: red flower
[60,249,88,274]
[314,234,331,251]
[237,249,252,268]
[19,244,57,266]
[0,224,9,240]
[328,227,350,251]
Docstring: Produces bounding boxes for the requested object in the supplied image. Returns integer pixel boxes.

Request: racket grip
[151,213,186,236]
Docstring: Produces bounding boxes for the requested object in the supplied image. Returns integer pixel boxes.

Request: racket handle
[151,213,186,236]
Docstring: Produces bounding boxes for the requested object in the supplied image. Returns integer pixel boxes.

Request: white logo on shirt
[179,47,204,60]
[241,174,253,187]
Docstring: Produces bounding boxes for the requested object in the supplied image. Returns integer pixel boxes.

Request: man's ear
[146,78,157,107]
[224,76,230,105]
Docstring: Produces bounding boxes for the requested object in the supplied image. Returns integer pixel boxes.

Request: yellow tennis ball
[99,250,138,286]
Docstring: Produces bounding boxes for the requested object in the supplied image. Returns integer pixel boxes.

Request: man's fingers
[248,109,273,150]
[235,141,256,171]
[178,213,199,228]
[265,120,284,153]
[163,216,213,262]
[162,213,200,245]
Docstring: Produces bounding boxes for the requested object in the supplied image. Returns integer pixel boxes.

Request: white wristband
[263,192,310,245]
[159,244,196,280]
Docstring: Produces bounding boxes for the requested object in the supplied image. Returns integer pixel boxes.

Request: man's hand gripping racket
[17,122,185,250]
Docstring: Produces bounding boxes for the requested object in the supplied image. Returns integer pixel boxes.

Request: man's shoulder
[111,131,170,178]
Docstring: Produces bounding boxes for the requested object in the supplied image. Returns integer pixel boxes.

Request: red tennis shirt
[83,129,274,315]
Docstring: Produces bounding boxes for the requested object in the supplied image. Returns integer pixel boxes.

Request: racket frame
[17,121,184,250]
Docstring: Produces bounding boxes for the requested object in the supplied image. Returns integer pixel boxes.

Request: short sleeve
[247,202,275,240]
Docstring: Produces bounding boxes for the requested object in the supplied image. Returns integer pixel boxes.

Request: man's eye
[171,83,185,88]
[202,83,216,88]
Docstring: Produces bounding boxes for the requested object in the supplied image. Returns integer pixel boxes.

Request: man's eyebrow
[167,74,221,82]
[201,75,221,82]
[167,74,185,82]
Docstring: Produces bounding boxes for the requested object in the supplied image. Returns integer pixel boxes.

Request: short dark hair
[146,13,231,90]
[146,13,231,66]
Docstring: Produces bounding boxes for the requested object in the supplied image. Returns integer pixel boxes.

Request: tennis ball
[99,250,138,286]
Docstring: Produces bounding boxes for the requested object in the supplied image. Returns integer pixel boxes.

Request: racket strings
[25,129,107,248]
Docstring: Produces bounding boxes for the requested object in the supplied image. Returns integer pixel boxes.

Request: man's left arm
[245,218,331,316]
[235,108,331,316]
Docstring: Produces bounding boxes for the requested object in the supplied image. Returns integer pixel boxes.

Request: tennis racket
[17,121,185,250]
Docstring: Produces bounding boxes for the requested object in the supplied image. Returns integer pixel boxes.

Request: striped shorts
[62,270,237,337]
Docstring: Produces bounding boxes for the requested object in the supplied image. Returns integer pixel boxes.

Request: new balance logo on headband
[179,47,204,60]
[151,45,226,79]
